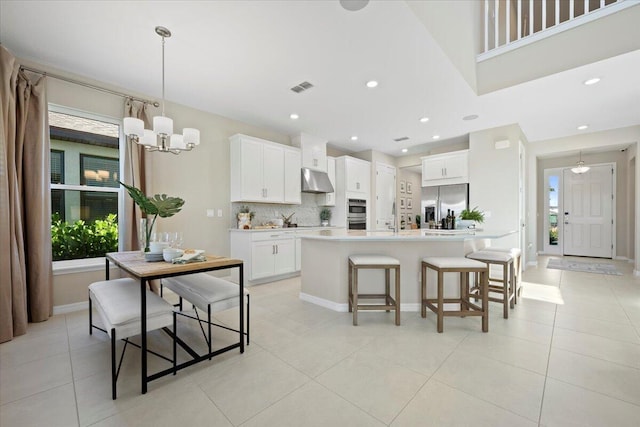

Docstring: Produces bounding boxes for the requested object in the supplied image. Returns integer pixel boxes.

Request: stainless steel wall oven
[347,198,366,230]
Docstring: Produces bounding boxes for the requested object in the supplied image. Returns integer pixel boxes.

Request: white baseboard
[614,256,629,261]
[299,293,348,312]
[53,301,88,315]
[299,293,422,312]
[526,261,538,268]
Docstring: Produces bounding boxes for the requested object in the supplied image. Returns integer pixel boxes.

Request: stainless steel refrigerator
[421,183,469,228]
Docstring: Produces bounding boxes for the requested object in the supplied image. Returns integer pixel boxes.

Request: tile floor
[2,256,640,426]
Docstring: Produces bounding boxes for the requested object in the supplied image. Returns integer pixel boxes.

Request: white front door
[563,164,614,258]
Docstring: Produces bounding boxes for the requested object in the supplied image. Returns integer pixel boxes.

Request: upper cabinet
[421,150,469,186]
[283,147,301,204]
[230,134,301,204]
[344,156,370,194]
[292,133,327,172]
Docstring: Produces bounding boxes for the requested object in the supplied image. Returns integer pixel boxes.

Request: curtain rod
[20,65,160,108]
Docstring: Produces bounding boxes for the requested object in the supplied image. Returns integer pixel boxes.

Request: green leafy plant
[320,208,331,221]
[459,207,485,223]
[415,214,421,229]
[119,181,185,251]
[51,213,118,261]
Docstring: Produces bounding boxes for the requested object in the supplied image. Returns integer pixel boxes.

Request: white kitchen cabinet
[345,157,370,194]
[292,133,327,172]
[230,229,298,283]
[421,150,469,186]
[318,156,336,206]
[230,134,301,203]
[284,147,302,204]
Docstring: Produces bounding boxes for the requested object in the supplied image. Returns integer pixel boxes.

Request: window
[49,108,122,261]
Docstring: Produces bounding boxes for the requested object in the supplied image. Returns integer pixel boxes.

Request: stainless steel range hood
[301,167,334,193]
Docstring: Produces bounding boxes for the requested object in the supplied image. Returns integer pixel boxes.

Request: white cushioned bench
[161,273,249,353]
[89,277,175,399]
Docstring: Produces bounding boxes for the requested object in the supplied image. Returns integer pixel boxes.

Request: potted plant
[458,206,485,229]
[320,208,331,226]
[119,181,185,252]
[237,205,255,229]
[415,214,421,229]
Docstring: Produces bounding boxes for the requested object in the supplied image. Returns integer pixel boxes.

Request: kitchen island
[298,228,517,311]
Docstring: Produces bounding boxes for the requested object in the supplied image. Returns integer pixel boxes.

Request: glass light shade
[571,165,590,174]
[153,116,173,136]
[183,128,200,145]
[142,129,157,146]
[123,117,144,137]
[170,134,186,150]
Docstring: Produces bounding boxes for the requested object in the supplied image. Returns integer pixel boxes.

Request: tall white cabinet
[230,134,301,204]
[334,156,371,229]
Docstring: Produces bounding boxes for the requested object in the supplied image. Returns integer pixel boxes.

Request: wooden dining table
[105,251,245,394]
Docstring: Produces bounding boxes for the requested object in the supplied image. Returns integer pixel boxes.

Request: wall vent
[393,136,409,142]
[290,81,314,93]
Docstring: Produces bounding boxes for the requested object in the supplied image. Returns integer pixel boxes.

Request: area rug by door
[546,258,622,275]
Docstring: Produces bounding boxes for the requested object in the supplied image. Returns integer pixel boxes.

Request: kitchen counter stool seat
[89,278,176,400]
[483,247,522,303]
[466,250,516,318]
[348,255,401,326]
[421,257,489,333]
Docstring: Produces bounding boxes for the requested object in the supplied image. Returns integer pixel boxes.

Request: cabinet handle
[313,158,318,167]
[356,182,360,190]
[445,167,447,176]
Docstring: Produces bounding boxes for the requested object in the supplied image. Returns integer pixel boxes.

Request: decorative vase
[139,218,153,252]
[321,220,329,227]
[237,213,252,229]
[457,219,476,229]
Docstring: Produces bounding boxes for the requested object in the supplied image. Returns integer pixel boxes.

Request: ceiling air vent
[393,136,409,142]
[290,81,314,93]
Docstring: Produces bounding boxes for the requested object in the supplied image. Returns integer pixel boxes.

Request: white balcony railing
[479,0,634,61]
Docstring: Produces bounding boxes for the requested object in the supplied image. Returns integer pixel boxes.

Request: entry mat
[547,258,622,276]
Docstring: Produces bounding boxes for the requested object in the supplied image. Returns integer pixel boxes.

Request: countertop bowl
[162,248,184,262]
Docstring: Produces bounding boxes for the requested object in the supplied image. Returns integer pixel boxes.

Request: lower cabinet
[230,230,299,283]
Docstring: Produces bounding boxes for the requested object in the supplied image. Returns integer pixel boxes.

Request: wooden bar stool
[466,250,516,318]
[348,255,400,326]
[483,247,522,303]
[421,257,489,333]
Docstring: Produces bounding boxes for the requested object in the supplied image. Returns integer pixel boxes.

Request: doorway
[562,164,615,258]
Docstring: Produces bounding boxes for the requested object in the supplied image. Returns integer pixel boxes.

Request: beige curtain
[0,45,53,343]
[122,99,150,251]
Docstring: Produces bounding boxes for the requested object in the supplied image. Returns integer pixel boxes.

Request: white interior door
[563,164,614,258]
[375,162,396,230]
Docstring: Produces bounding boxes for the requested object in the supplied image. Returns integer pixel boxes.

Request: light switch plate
[206,209,214,217]
[217,209,223,217]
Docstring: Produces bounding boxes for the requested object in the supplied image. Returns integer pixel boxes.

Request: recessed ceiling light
[583,78,601,86]
[401,148,408,153]
[432,135,440,140]
[419,117,429,123]
[577,125,588,130]
[463,114,479,121]
[366,80,378,88]
[351,136,358,141]
[290,113,299,120]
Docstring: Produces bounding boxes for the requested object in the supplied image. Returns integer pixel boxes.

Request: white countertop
[229,226,344,233]
[297,228,517,241]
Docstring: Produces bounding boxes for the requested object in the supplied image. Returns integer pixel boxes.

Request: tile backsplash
[231,193,334,228]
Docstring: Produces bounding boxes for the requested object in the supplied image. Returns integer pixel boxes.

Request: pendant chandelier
[123,26,200,154]
[570,151,590,174]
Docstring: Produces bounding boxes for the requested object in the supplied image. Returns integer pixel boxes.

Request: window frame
[49,103,125,272]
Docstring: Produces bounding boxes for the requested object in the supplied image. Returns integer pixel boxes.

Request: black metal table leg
[141,278,147,394]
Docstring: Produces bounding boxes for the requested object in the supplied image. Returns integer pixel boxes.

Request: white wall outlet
[206,209,214,217]
[484,211,492,218]
[217,209,223,217]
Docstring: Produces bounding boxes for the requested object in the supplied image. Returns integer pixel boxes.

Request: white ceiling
[1,0,639,156]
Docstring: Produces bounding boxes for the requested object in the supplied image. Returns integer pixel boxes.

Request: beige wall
[33,60,291,307]
[469,124,524,250]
